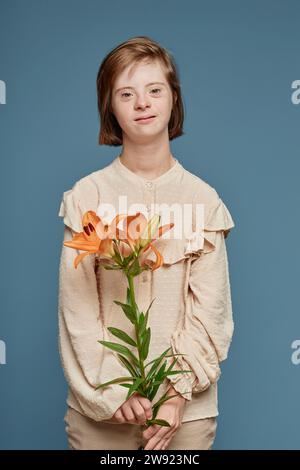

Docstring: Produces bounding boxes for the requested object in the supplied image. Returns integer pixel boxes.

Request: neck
[119,148,176,181]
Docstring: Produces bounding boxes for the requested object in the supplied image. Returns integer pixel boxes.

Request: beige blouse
[57,155,235,423]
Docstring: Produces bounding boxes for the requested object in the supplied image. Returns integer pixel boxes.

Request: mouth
[135,115,156,122]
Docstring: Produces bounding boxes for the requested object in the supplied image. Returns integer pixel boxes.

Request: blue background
[0,0,299,449]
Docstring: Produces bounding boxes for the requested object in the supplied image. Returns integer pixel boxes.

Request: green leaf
[126,287,131,306]
[164,353,190,359]
[145,348,188,367]
[122,252,135,269]
[144,347,172,369]
[138,312,145,334]
[150,390,171,419]
[127,257,142,277]
[143,310,149,331]
[117,354,139,377]
[148,380,164,387]
[112,240,123,264]
[148,360,167,400]
[165,370,193,375]
[137,299,153,337]
[113,300,136,325]
[144,352,190,380]
[107,327,137,347]
[152,392,183,416]
[156,360,167,380]
[134,389,148,398]
[145,347,172,383]
[121,388,148,398]
[145,298,155,316]
[151,392,191,421]
[95,376,136,390]
[103,265,122,270]
[140,327,151,361]
[98,340,140,367]
[164,357,192,377]
[149,419,171,427]
[166,356,179,374]
[126,377,144,400]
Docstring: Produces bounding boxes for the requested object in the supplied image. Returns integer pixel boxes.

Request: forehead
[114,59,167,88]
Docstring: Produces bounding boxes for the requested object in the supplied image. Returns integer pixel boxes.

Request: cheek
[158,104,173,124]
[111,99,126,118]
[113,106,131,127]
[157,97,173,116]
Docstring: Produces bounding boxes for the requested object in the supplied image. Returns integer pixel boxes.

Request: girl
[58,36,235,450]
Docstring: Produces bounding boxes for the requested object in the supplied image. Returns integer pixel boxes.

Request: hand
[142,385,187,450]
[104,392,153,425]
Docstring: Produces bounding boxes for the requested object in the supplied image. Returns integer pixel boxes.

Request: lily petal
[140,242,163,271]
[63,231,101,252]
[74,250,97,269]
[127,212,148,241]
[152,222,175,241]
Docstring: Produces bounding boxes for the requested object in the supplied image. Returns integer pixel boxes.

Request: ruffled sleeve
[57,181,130,421]
[202,195,235,253]
[58,182,85,234]
[168,194,235,401]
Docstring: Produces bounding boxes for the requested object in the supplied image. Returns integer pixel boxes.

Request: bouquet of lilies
[63,210,192,428]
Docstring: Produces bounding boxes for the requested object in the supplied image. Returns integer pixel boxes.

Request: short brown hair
[96,36,185,146]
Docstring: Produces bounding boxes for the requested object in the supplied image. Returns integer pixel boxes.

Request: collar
[111,154,183,188]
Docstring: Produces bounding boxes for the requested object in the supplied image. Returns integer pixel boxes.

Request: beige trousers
[64,406,217,450]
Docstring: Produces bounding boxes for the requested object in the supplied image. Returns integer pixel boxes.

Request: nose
[134,92,151,110]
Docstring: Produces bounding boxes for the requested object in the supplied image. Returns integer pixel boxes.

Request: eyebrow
[114,82,166,94]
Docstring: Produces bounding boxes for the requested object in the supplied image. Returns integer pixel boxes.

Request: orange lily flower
[63,210,174,271]
[119,212,174,270]
[63,211,127,268]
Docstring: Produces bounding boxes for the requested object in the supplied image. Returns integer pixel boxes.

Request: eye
[150,88,161,94]
[120,88,162,98]
[121,91,132,98]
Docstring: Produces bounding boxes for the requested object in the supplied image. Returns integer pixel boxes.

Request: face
[111,59,175,143]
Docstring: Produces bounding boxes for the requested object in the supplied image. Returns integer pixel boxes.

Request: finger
[121,406,137,424]
[153,437,169,451]
[136,396,153,420]
[144,428,170,450]
[114,409,126,423]
[142,424,159,440]
[143,422,174,441]
[158,425,177,441]
[161,437,172,450]
[144,435,166,451]
[131,401,147,424]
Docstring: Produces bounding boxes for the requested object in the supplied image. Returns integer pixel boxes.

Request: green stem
[125,272,167,428]
[126,273,146,389]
